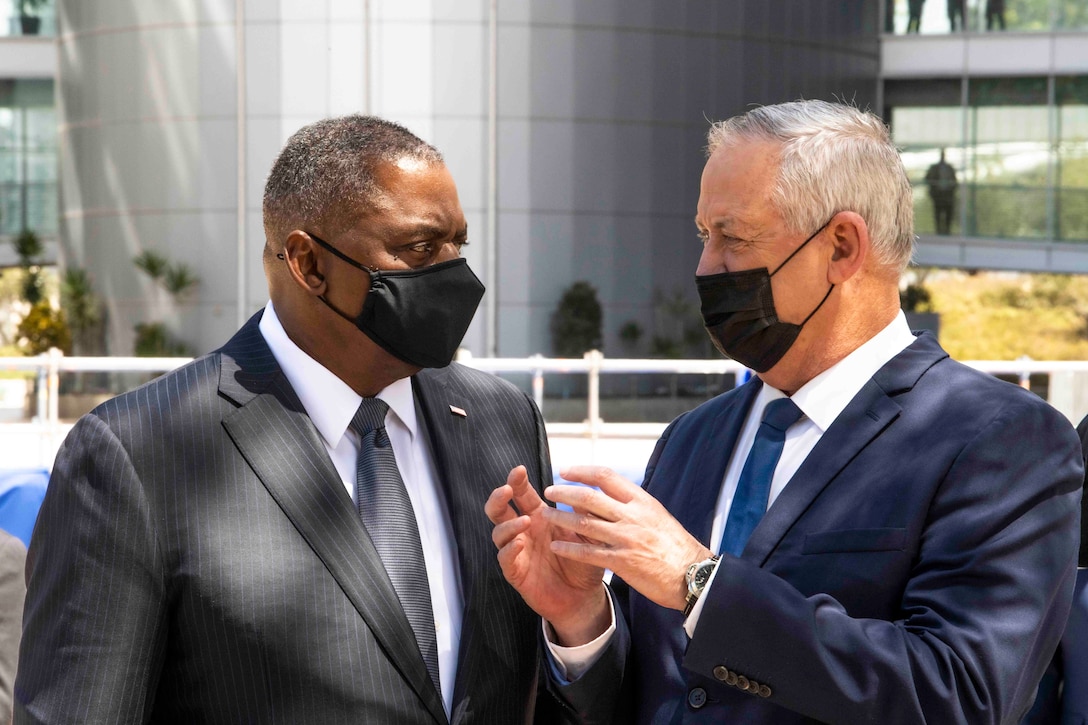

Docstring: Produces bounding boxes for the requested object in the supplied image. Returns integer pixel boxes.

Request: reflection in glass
[1059,0,1088,29]
[996,0,1053,30]
[0,81,57,237]
[1057,78,1088,241]
[885,0,1075,33]
[889,0,974,34]
[967,79,1049,239]
[891,106,966,235]
[889,76,1088,244]
[3,0,55,37]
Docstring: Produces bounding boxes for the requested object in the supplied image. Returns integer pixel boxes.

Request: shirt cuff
[683,557,723,639]
[542,586,617,682]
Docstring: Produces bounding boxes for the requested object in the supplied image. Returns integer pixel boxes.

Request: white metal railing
[453,350,749,440]
[3,350,1088,470]
[0,351,192,469]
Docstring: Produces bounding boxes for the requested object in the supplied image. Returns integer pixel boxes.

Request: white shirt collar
[769,310,917,432]
[257,302,418,448]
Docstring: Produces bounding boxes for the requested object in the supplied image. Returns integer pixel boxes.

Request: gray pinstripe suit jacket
[16,312,556,724]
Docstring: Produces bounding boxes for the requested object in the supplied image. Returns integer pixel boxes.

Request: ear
[825,211,868,285]
[282,230,328,297]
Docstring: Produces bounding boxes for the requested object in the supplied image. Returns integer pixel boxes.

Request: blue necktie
[351,398,442,699]
[718,397,804,557]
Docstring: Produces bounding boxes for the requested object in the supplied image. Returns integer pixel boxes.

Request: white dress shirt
[259,302,462,717]
[550,311,917,675]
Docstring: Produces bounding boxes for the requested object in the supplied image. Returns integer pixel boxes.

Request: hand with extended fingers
[485,465,611,646]
[543,465,712,613]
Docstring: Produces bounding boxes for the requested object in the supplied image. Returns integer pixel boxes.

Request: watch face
[687,558,717,597]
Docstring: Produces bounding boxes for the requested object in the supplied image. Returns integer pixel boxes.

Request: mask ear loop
[769,217,835,277]
[769,217,837,327]
[276,233,379,270]
[799,283,835,327]
[275,237,376,320]
[307,232,378,273]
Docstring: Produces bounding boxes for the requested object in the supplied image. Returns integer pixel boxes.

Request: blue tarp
[552,467,646,488]
[0,468,48,548]
[550,466,646,513]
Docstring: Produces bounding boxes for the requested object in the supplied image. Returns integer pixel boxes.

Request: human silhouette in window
[907,0,924,32]
[925,149,958,235]
[986,0,1006,29]
[948,0,965,30]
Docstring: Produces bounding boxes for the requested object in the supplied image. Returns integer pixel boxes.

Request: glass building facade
[887,75,1088,242]
[885,0,1088,35]
[0,79,56,237]
[4,0,55,37]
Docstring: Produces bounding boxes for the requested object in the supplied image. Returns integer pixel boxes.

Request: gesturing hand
[543,466,712,612]
[485,466,610,646]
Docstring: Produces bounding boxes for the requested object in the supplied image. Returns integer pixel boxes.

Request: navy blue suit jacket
[562,333,1083,724]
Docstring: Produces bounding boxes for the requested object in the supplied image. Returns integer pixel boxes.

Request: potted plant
[12,228,45,304]
[16,0,49,35]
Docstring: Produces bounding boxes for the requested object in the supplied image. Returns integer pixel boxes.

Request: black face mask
[298,233,485,368]
[696,221,834,373]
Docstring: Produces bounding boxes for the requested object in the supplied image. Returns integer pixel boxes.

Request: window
[0,80,57,237]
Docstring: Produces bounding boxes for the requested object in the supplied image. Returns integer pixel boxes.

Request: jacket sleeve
[15,414,168,724]
[1075,413,1088,568]
[0,532,26,725]
[683,394,1083,725]
[540,413,687,724]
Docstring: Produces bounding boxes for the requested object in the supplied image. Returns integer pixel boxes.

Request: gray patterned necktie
[350,397,441,698]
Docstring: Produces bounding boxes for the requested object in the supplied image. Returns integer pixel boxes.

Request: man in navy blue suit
[487,100,1084,724]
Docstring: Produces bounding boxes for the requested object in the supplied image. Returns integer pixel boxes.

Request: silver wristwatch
[683,555,720,617]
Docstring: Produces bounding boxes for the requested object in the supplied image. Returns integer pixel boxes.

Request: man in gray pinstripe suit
[16,116,566,724]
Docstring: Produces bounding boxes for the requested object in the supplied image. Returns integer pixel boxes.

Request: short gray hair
[262,115,443,244]
[707,100,914,273]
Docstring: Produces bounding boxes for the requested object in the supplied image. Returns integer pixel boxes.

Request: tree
[925,270,1088,360]
[61,267,103,355]
[16,0,50,16]
[12,229,45,306]
[17,302,71,355]
[650,288,714,359]
[618,321,643,356]
[900,283,934,312]
[550,281,603,357]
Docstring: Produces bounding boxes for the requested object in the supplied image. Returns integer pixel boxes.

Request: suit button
[736,675,749,690]
[758,684,772,698]
[725,670,739,686]
[745,679,760,694]
[713,666,729,682]
[687,687,707,709]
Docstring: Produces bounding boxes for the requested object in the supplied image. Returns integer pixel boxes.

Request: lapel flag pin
[449,405,467,418]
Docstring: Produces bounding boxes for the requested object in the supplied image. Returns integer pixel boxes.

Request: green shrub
[550,281,603,357]
[134,322,190,357]
[17,302,71,355]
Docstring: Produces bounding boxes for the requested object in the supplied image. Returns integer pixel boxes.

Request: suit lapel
[744,333,946,565]
[744,380,900,564]
[414,368,540,723]
[672,380,762,547]
[411,370,491,712]
[218,315,447,725]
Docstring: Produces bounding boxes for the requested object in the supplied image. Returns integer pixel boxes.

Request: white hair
[707,100,915,273]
